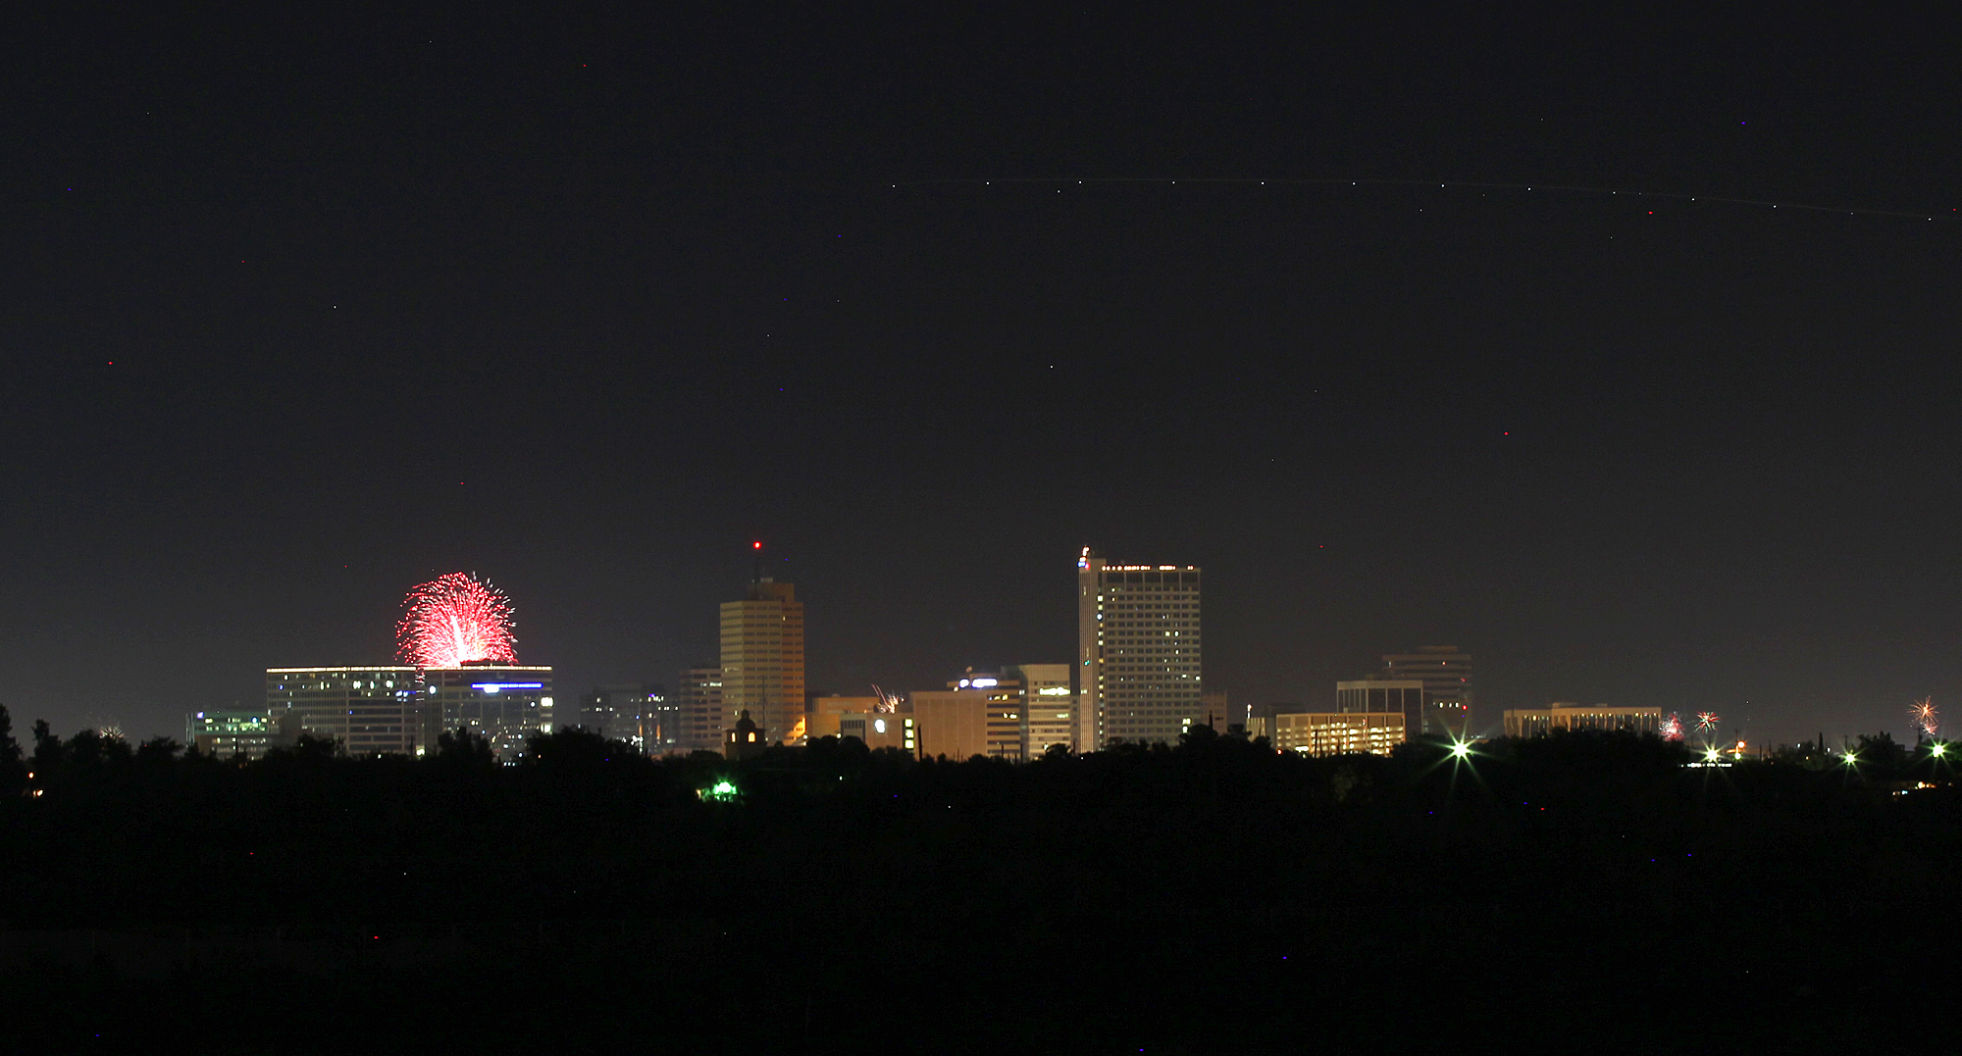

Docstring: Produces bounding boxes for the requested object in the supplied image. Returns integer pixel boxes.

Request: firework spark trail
[1911,697,1940,737]
[396,572,517,667]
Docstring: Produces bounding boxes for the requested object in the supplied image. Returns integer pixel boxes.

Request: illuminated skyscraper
[719,574,806,747]
[1075,547,1203,749]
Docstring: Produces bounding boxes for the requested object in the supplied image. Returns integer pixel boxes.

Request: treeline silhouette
[1,704,1954,1053]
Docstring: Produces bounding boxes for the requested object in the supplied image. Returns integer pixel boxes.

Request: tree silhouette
[0,703,24,795]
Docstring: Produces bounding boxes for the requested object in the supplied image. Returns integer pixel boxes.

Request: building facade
[1270,711,1407,757]
[577,682,670,751]
[719,579,806,747]
[1503,704,1663,738]
[910,690,992,762]
[838,711,916,753]
[1013,663,1073,757]
[1076,548,1202,750]
[186,709,293,761]
[1382,646,1473,737]
[808,695,883,742]
[265,665,555,759]
[1336,679,1427,743]
[674,666,724,754]
[265,666,427,756]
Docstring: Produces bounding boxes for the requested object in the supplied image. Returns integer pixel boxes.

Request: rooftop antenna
[751,539,763,585]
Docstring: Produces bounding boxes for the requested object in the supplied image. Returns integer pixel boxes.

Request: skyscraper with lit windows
[1075,547,1202,749]
[719,577,806,747]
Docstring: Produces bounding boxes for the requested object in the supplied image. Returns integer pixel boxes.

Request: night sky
[9,6,1962,748]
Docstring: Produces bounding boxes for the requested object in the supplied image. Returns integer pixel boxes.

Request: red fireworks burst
[1660,713,1684,741]
[1695,712,1719,732]
[396,572,517,667]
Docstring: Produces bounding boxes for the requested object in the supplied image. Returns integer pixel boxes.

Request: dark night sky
[8,5,1962,747]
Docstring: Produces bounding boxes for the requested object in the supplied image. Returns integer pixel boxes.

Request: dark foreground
[1,729,1952,1054]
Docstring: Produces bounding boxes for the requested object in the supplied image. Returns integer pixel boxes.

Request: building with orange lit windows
[719,576,805,747]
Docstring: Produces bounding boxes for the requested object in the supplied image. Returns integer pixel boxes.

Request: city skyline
[7,542,1949,754]
[9,8,1962,751]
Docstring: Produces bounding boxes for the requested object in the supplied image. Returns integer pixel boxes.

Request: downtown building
[1381,646,1474,737]
[1076,548,1202,750]
[1503,703,1662,738]
[673,665,725,754]
[719,576,806,746]
[577,683,673,753]
[186,709,295,761]
[911,670,1029,763]
[265,664,554,758]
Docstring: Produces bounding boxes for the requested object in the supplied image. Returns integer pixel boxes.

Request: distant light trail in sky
[396,573,517,668]
[891,177,1959,222]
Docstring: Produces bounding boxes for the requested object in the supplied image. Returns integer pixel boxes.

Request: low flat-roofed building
[808,696,882,741]
[1271,711,1407,757]
[267,664,554,759]
[1503,703,1662,738]
[266,666,426,756]
[839,711,915,753]
[186,709,294,761]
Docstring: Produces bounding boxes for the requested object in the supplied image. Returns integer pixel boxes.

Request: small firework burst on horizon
[1910,697,1939,738]
[1660,713,1684,741]
[396,572,518,668]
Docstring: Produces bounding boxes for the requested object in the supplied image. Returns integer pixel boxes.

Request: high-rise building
[675,665,724,754]
[719,575,806,746]
[1012,663,1073,757]
[1382,646,1473,737]
[1076,547,1202,749]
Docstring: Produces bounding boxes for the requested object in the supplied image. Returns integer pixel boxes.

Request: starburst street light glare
[1449,740,1472,760]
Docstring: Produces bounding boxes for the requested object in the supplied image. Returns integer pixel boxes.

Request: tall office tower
[1011,663,1073,757]
[719,574,806,747]
[1382,645,1473,737]
[675,666,724,753]
[1075,547,1203,749]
